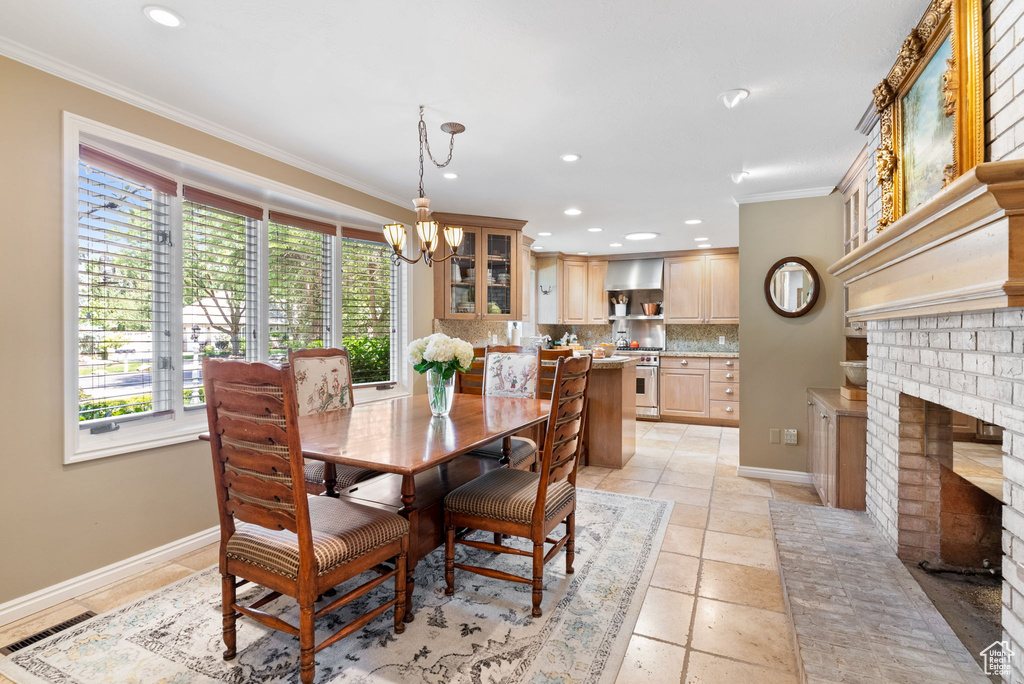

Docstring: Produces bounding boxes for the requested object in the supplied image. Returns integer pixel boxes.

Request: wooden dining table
[296,393,549,620]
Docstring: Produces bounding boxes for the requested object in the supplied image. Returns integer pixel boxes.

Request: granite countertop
[589,355,637,369]
[661,351,739,358]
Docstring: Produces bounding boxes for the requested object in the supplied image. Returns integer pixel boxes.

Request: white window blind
[76,154,173,428]
[181,188,260,407]
[268,213,335,362]
[341,235,397,384]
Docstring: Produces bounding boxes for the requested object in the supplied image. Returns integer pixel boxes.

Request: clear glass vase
[426,369,454,417]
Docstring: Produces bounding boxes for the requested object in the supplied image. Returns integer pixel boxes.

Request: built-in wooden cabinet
[664,252,739,324]
[587,260,609,323]
[560,259,588,323]
[660,356,738,425]
[521,238,534,322]
[807,388,866,510]
[840,145,870,337]
[432,213,527,321]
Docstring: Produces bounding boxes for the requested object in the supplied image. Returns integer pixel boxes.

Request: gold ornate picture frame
[873,0,983,232]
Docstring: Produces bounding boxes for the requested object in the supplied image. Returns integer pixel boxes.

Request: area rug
[0,489,671,684]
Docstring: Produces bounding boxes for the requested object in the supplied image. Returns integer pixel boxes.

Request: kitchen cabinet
[587,260,609,323]
[660,356,738,425]
[807,388,866,510]
[561,259,588,323]
[431,213,527,321]
[664,252,738,324]
[522,238,534,322]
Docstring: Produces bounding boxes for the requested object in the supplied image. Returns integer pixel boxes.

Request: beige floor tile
[651,484,712,507]
[578,465,614,478]
[614,634,688,684]
[770,481,822,506]
[0,600,91,647]
[690,598,797,672]
[0,673,16,684]
[642,429,685,443]
[714,476,773,498]
[597,479,655,497]
[576,471,610,489]
[661,524,705,557]
[669,503,709,529]
[674,437,720,455]
[604,466,665,483]
[685,650,799,684]
[684,425,723,439]
[707,508,772,539]
[176,543,219,571]
[716,453,739,466]
[637,438,679,451]
[628,453,671,469]
[715,464,738,478]
[702,531,777,571]
[698,560,785,612]
[711,491,772,515]
[665,460,718,477]
[657,469,714,489]
[79,563,195,613]
[634,586,695,646]
[651,552,701,594]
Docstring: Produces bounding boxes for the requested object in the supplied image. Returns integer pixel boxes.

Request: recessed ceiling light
[685,219,703,225]
[625,232,659,241]
[532,244,544,250]
[537,232,552,237]
[564,208,582,216]
[610,242,623,247]
[443,172,458,179]
[694,237,709,242]
[578,251,589,255]
[560,153,581,162]
[730,171,749,184]
[720,89,749,109]
[587,227,602,232]
[143,5,184,27]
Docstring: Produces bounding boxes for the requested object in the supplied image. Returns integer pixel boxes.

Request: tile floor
[0,422,822,684]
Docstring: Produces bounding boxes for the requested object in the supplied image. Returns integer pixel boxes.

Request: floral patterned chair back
[288,348,354,416]
[482,345,541,399]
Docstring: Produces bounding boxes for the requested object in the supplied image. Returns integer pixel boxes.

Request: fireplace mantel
[829,160,1024,321]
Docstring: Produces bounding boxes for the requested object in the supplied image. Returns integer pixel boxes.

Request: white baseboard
[0,526,219,627]
[736,466,813,484]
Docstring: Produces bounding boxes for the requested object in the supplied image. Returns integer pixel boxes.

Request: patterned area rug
[0,489,671,684]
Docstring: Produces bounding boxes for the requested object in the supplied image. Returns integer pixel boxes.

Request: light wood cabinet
[807,388,866,510]
[659,355,738,425]
[840,145,870,337]
[560,259,588,323]
[660,368,709,419]
[432,214,527,321]
[587,260,609,323]
[521,239,534,322]
[664,253,738,324]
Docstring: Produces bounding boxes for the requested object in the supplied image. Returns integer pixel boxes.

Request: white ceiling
[0,0,924,254]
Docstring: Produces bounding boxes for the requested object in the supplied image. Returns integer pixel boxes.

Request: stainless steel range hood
[604,258,664,291]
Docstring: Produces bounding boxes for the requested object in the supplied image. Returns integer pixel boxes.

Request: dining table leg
[399,474,417,622]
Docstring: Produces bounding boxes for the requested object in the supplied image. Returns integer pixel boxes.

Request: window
[67,136,408,463]
[341,235,398,384]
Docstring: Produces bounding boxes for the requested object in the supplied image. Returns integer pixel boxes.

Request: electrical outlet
[718,335,726,345]
[783,429,798,445]
[769,428,781,444]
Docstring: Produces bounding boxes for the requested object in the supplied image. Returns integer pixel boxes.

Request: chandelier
[382,106,466,266]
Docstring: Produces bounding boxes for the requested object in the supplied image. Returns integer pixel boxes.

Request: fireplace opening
[896,393,1005,676]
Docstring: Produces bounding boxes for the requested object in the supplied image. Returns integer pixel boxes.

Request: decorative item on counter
[598,342,617,356]
[839,361,868,401]
[629,340,640,348]
[592,346,606,359]
[509,321,521,346]
[408,333,475,417]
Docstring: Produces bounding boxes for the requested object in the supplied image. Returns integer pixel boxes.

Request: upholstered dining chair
[444,354,593,617]
[462,345,542,471]
[288,348,380,496]
[202,358,408,684]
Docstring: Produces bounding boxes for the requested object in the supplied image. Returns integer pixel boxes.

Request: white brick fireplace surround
[865,309,1024,679]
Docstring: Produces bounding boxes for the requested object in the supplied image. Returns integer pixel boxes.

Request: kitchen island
[583,355,638,468]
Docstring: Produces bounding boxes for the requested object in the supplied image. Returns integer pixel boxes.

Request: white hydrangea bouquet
[408,333,475,416]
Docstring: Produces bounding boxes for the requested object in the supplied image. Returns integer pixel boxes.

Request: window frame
[64,113,412,464]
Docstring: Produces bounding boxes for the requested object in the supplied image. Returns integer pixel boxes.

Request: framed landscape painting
[871,0,983,232]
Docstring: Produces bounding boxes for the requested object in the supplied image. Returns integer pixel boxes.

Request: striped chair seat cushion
[445,468,575,525]
[465,437,538,469]
[226,496,408,580]
[303,461,379,489]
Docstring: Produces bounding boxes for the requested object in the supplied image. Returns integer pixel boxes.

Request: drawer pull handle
[807,400,813,406]
[821,413,827,419]
[725,373,734,379]
[725,407,733,412]
[680,359,687,364]
[725,388,733,394]
[725,361,733,366]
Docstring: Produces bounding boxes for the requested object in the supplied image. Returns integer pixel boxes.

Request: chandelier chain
[417,108,456,198]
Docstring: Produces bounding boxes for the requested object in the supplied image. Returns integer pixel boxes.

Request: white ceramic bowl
[840,361,867,388]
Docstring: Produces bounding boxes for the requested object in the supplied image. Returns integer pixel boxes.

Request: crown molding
[0,36,409,209]
[733,186,836,205]
[856,100,879,136]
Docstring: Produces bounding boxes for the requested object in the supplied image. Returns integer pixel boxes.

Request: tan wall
[738,193,846,473]
[0,56,427,603]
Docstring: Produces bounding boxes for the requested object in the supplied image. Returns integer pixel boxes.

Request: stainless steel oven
[619,349,661,420]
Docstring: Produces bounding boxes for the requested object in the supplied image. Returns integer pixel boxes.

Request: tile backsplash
[537,323,739,352]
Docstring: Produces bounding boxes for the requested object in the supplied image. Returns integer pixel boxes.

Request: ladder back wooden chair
[454,346,486,395]
[463,345,542,471]
[443,354,593,617]
[288,347,380,496]
[203,358,409,684]
[539,347,574,400]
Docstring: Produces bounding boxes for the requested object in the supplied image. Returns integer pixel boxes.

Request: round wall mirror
[764,257,820,318]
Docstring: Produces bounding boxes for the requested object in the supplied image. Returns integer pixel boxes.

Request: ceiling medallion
[382,106,467,266]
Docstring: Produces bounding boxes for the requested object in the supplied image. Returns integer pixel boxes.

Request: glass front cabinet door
[432,214,526,321]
